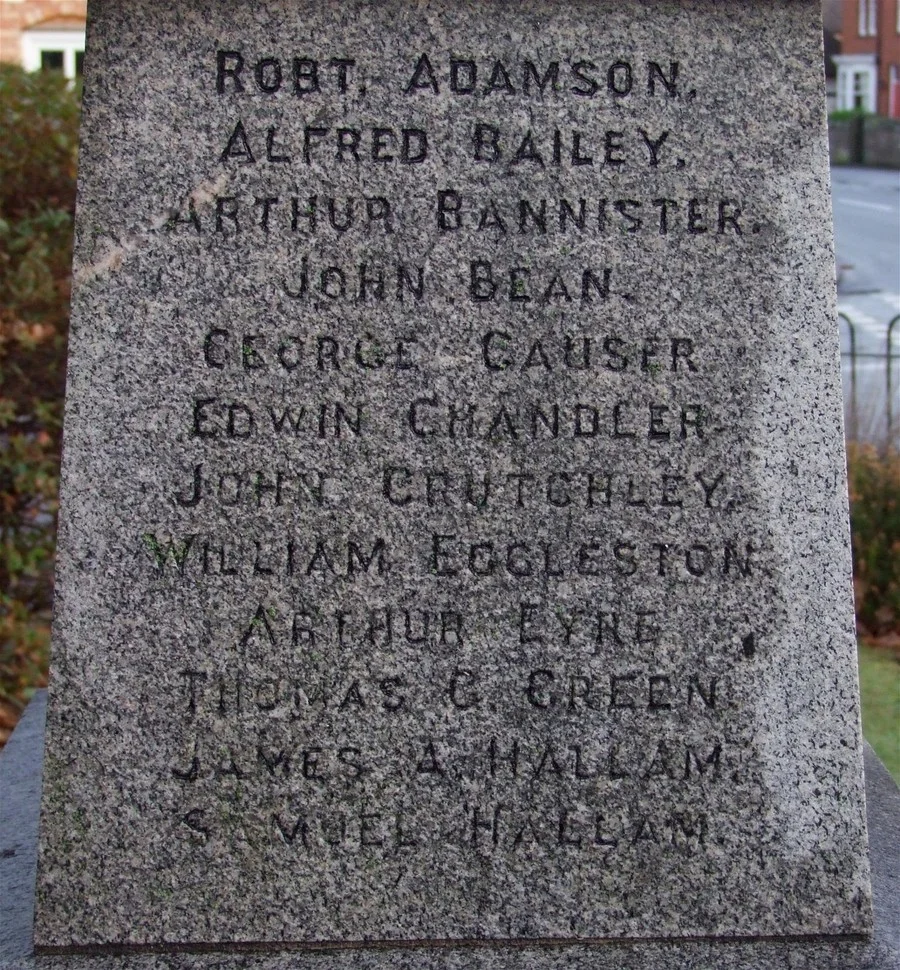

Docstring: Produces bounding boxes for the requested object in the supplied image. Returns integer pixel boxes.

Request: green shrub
[847,443,900,637]
[0,66,78,742]
[828,108,870,121]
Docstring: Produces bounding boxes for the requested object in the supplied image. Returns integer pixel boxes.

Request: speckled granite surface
[4,694,898,968]
[34,0,871,955]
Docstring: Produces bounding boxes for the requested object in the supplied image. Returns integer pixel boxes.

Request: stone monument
[19,0,888,965]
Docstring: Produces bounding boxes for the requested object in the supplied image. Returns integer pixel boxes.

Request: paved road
[831,166,900,443]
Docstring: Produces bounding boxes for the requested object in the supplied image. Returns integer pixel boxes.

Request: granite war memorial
[1,0,897,967]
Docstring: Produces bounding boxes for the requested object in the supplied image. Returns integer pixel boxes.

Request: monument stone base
[2,692,898,970]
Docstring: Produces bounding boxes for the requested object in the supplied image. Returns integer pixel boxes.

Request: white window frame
[858,0,877,36]
[834,54,878,112]
[20,28,86,81]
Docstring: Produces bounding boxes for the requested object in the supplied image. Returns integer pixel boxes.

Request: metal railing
[839,313,900,442]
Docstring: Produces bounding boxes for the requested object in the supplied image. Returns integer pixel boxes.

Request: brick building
[0,0,87,81]
[834,0,900,116]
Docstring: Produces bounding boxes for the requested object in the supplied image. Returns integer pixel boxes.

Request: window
[20,26,86,82]
[834,55,878,111]
[40,50,65,73]
[858,0,877,36]
[852,69,870,108]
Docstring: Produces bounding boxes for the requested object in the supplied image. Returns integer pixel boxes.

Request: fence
[839,313,900,443]
[829,115,900,169]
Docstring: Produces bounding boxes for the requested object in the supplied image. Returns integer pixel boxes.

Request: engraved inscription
[150,36,768,876]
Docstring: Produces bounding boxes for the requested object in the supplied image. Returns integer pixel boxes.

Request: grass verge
[857,641,900,782]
